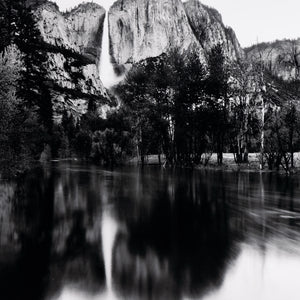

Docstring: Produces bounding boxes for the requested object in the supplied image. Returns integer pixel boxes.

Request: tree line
[116,45,300,172]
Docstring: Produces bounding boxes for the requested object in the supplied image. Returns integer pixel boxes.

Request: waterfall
[99,13,123,88]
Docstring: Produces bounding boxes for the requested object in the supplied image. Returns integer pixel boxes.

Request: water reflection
[1,163,300,299]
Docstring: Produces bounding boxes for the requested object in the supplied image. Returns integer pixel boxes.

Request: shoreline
[126,153,300,175]
[2,152,299,179]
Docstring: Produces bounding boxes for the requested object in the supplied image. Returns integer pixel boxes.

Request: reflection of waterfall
[99,13,123,88]
[101,208,118,297]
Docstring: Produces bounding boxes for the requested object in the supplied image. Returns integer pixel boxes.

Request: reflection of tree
[0,181,18,252]
[0,165,107,300]
[2,164,300,300]
[0,167,54,300]
[46,164,106,298]
[65,210,86,256]
[231,172,300,249]
[112,169,240,299]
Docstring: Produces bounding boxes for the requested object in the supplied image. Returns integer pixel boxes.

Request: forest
[1,0,300,177]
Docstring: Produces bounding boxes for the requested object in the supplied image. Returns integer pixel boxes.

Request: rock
[33,2,112,121]
[108,0,201,65]
[108,0,243,67]
[245,39,300,81]
[36,1,105,62]
[184,0,244,61]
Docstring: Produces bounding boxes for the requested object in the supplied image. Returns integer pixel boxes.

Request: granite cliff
[245,39,300,81]
[108,0,201,66]
[184,0,243,61]
[33,1,111,121]
[108,0,244,67]
[36,2,105,61]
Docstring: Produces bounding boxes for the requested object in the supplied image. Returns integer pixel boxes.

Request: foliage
[0,45,46,176]
[1,0,53,131]
[0,0,53,176]
[263,104,300,172]
[115,46,231,166]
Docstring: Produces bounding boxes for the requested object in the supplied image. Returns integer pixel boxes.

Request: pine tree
[1,0,53,132]
[206,44,230,165]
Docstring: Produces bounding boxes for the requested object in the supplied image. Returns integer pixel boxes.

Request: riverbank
[128,153,300,174]
[2,152,297,180]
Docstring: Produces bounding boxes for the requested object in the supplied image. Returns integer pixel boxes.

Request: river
[1,162,300,300]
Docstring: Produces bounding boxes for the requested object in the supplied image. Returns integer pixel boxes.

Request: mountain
[108,0,201,66]
[108,0,244,68]
[245,39,300,81]
[184,0,243,61]
[36,2,105,61]
[33,1,111,121]
[29,0,245,120]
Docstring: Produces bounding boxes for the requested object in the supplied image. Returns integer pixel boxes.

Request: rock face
[245,39,300,81]
[108,0,243,66]
[34,2,111,121]
[108,0,201,65]
[36,2,105,62]
[184,0,244,61]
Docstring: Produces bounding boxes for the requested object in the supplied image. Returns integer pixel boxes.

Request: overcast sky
[53,0,300,47]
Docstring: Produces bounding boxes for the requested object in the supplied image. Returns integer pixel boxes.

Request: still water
[1,162,300,300]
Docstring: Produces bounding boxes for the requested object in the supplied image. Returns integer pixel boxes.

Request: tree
[1,0,53,132]
[74,130,92,159]
[0,45,23,171]
[230,60,261,164]
[206,44,230,165]
[0,44,46,175]
[116,49,208,167]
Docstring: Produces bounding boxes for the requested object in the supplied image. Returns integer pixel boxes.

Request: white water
[101,209,119,298]
[99,13,123,88]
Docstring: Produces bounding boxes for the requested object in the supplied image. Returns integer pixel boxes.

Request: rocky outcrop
[108,0,201,66]
[34,2,112,121]
[108,0,243,67]
[245,39,300,81]
[36,1,105,62]
[184,0,244,61]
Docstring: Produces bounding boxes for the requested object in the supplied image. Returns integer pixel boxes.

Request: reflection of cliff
[48,166,242,299]
[2,164,300,300]
[0,165,107,300]
[0,165,241,300]
[47,164,107,298]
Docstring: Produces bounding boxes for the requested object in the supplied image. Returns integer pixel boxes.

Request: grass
[128,153,300,173]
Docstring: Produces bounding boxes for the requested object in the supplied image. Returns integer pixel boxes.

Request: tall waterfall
[99,13,123,88]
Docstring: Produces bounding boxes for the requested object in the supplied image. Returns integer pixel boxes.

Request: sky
[53,0,300,47]
[53,0,116,11]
